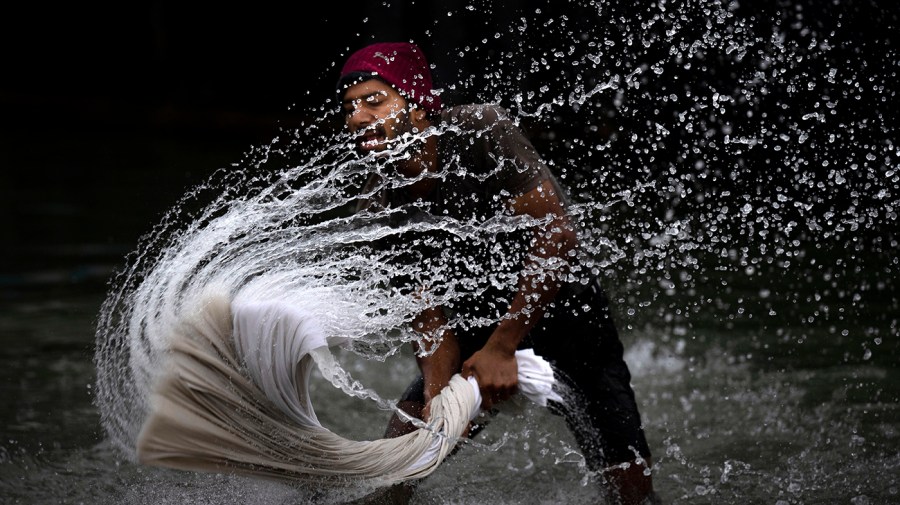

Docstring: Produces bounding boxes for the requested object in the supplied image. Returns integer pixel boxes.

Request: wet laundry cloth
[135,294,562,487]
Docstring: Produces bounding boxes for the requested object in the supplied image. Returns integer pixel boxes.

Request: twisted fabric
[135,294,561,487]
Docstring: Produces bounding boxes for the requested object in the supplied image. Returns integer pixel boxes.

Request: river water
[1,246,897,505]
[3,1,898,504]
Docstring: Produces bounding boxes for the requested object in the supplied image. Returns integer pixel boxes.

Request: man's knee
[384,399,423,438]
[601,456,657,505]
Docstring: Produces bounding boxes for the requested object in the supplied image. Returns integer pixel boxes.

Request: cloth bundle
[135,294,561,486]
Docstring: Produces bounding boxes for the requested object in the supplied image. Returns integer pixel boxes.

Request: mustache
[349,124,387,147]
[357,124,386,139]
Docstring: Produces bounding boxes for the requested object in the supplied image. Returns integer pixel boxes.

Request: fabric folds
[135,294,562,487]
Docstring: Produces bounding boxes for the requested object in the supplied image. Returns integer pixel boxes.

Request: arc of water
[135,292,562,486]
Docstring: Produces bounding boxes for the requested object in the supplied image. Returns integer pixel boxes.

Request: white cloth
[136,296,563,485]
[232,300,562,426]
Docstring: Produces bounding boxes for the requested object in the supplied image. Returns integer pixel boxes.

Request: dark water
[2,247,897,504]
[2,134,897,504]
[3,1,900,504]
[0,128,257,503]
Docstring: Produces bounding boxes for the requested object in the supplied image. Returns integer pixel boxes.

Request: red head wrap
[338,42,442,113]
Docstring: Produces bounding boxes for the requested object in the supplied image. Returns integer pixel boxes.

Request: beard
[354,106,422,159]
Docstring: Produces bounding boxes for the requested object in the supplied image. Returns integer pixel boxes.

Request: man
[337,42,659,505]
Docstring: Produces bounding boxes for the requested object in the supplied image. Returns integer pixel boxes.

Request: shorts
[396,277,652,470]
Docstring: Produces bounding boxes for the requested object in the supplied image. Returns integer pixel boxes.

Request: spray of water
[93,0,897,501]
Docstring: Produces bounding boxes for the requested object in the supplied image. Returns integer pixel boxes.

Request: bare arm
[461,178,578,410]
[411,304,461,411]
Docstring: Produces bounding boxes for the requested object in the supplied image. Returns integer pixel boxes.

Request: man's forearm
[411,305,461,400]
[487,213,577,353]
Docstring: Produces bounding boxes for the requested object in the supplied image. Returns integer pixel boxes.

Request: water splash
[93,0,897,502]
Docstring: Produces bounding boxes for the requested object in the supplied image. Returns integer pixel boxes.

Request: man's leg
[545,367,657,505]
[385,397,425,438]
[532,279,659,504]
[601,456,659,505]
[359,378,427,504]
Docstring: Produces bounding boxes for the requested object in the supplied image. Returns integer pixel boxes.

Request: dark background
[0,1,567,296]
[1,0,896,299]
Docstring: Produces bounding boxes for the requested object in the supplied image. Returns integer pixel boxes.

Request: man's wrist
[485,324,521,356]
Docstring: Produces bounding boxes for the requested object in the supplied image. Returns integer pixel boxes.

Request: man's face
[341,79,415,155]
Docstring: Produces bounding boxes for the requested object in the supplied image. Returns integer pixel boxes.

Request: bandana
[337,42,441,112]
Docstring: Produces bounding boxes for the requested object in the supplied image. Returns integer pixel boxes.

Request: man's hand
[461,343,518,411]
[422,389,473,439]
[412,304,460,427]
[421,378,449,422]
[457,176,574,412]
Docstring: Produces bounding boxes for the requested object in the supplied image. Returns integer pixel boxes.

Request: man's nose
[348,108,374,129]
